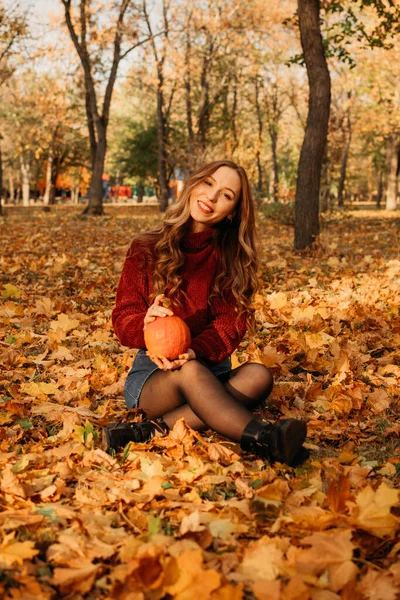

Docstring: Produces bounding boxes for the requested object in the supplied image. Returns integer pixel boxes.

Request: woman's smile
[197,199,214,214]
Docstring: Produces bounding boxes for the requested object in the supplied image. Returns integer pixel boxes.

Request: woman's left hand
[147,348,196,371]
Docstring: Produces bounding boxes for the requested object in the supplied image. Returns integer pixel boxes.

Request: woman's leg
[139,361,272,442]
[105,360,306,465]
[145,362,273,431]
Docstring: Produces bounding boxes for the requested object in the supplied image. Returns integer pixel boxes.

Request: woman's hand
[147,348,196,371]
[143,294,173,330]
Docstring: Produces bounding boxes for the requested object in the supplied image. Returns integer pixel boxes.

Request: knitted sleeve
[190,293,247,364]
[111,241,149,349]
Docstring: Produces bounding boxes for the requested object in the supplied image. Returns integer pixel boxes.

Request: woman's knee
[239,362,273,399]
[179,359,204,373]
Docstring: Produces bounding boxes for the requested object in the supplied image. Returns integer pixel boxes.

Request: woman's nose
[206,190,218,202]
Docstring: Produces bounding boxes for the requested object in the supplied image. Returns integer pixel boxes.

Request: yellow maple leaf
[33,296,56,316]
[289,529,358,592]
[50,313,80,333]
[50,346,75,361]
[164,549,221,599]
[1,284,21,299]
[267,292,287,310]
[21,381,59,397]
[367,389,390,414]
[51,564,98,595]
[0,532,38,568]
[350,482,399,538]
[237,536,285,581]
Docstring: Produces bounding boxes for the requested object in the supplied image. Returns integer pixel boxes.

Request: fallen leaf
[349,482,399,538]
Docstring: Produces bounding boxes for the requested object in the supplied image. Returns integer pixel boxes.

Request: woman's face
[189,166,241,232]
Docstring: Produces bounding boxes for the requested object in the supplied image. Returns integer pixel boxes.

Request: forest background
[0,1,400,599]
[0,0,400,232]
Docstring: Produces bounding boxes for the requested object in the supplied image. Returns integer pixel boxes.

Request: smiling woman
[189,166,240,232]
[104,159,308,467]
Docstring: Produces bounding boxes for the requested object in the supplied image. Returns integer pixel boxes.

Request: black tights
[138,361,273,443]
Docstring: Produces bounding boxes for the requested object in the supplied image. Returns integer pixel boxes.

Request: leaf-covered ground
[0,205,399,600]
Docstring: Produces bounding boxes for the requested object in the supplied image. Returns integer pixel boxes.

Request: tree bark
[376,170,383,208]
[137,180,144,203]
[386,133,399,210]
[269,125,279,203]
[197,37,213,151]
[254,78,263,196]
[20,154,30,206]
[337,135,351,207]
[83,121,107,215]
[337,106,352,207]
[156,78,169,213]
[294,0,331,250]
[85,87,97,171]
[0,139,3,216]
[43,148,53,206]
[320,149,330,213]
[231,75,238,154]
[8,169,14,203]
[184,17,195,168]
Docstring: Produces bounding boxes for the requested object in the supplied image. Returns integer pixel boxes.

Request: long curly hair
[133,159,259,321]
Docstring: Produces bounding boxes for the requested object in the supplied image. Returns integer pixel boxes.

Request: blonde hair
[134,159,259,322]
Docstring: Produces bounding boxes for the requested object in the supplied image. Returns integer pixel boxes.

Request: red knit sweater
[112,227,247,364]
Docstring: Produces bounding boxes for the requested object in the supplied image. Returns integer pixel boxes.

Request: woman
[104,160,307,466]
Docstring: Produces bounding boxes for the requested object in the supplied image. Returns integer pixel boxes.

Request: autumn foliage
[0,206,399,599]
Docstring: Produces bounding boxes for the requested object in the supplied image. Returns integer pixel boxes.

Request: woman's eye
[205,181,212,186]
[224,193,231,199]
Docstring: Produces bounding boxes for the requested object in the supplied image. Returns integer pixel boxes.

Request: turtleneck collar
[182,227,216,250]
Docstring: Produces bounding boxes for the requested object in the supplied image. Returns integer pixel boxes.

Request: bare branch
[61,0,99,122]
[122,24,168,59]
[102,0,131,126]
[142,0,159,63]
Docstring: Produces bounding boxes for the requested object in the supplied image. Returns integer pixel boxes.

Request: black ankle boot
[240,418,308,466]
[102,418,169,451]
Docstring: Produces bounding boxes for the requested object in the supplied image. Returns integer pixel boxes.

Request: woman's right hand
[143,294,173,330]
[147,348,196,371]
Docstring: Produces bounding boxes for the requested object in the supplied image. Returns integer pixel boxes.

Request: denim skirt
[124,348,233,409]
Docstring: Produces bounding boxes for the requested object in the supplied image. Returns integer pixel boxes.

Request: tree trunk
[83,121,106,215]
[0,140,3,216]
[137,180,144,203]
[85,87,97,171]
[254,78,263,196]
[49,157,60,205]
[156,81,169,213]
[337,120,352,207]
[197,46,212,151]
[184,25,195,168]
[71,183,79,204]
[9,170,14,203]
[43,148,53,206]
[231,75,238,154]
[320,148,330,213]
[270,127,279,203]
[386,134,399,210]
[20,155,30,207]
[376,171,383,207]
[294,0,331,250]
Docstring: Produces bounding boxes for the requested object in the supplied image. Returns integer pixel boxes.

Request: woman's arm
[190,293,247,364]
[112,243,149,348]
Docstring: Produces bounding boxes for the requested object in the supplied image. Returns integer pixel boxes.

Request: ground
[0,205,399,599]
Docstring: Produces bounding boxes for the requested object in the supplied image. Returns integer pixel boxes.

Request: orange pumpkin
[144,316,191,359]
